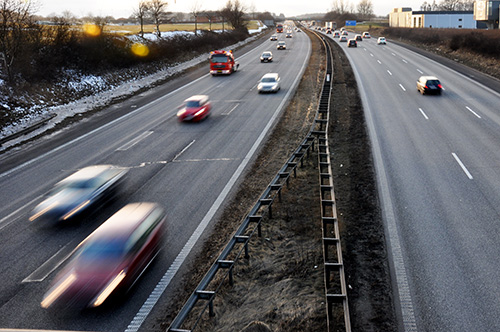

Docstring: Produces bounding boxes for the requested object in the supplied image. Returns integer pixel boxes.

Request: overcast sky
[36,0,423,18]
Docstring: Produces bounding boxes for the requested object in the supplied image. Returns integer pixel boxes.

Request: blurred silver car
[257,73,280,93]
[30,165,128,223]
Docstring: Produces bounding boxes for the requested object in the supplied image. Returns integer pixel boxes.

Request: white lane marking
[0,68,212,180]
[419,108,429,120]
[173,140,196,161]
[466,106,481,119]
[222,103,239,115]
[417,69,424,74]
[23,244,75,282]
[399,84,406,91]
[452,153,473,179]
[402,59,408,63]
[0,196,40,231]
[346,50,418,331]
[377,60,382,64]
[124,36,312,332]
[391,52,396,56]
[116,131,153,151]
[370,53,374,57]
[387,70,393,76]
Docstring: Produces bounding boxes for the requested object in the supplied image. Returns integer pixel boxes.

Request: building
[474,0,500,29]
[389,8,478,28]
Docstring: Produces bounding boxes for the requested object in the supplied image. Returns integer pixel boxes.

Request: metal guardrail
[310,31,352,332]
[167,28,351,332]
[168,135,315,332]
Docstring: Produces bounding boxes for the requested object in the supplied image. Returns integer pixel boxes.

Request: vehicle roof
[184,95,209,102]
[89,203,162,239]
[59,165,123,184]
[262,73,279,78]
[419,76,439,80]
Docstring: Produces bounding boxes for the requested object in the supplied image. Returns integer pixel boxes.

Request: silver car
[30,165,128,223]
[257,73,280,93]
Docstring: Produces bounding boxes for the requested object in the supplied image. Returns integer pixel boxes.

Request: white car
[277,41,286,50]
[377,37,387,45]
[257,73,280,93]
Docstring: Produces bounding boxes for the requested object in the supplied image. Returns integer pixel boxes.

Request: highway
[328,32,500,331]
[0,26,310,331]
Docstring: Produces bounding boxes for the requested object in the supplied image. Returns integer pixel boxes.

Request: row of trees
[324,0,375,23]
[134,0,247,37]
[0,0,249,84]
[420,0,475,11]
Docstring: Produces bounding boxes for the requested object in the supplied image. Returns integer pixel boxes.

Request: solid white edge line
[452,153,473,179]
[343,44,418,331]
[399,84,406,91]
[125,35,312,332]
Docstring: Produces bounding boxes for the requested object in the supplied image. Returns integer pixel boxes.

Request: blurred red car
[41,202,166,310]
[177,95,211,122]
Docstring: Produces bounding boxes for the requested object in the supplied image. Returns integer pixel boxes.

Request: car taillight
[438,84,442,89]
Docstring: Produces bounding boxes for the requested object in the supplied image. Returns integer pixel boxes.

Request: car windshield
[185,100,200,107]
[210,54,228,63]
[261,77,276,83]
[56,177,105,192]
[77,238,126,261]
[427,80,440,85]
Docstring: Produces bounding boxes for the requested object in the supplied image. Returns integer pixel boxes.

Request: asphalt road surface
[0,27,310,332]
[328,31,500,331]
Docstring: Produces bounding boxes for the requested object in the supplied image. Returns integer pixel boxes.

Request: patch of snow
[0,27,266,151]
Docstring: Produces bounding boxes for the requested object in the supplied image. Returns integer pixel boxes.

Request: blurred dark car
[417,76,442,95]
[41,202,166,309]
[347,39,357,47]
[29,165,128,223]
[355,34,362,41]
[177,95,211,122]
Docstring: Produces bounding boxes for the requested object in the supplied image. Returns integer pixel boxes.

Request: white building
[390,8,477,28]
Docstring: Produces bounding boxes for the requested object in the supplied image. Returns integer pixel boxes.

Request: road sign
[345,20,357,26]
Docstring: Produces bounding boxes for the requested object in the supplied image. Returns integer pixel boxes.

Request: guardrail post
[235,235,250,258]
[218,260,234,286]
[195,290,216,317]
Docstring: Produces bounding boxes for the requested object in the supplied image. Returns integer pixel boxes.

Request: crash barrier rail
[310,30,352,332]
[168,29,350,332]
[167,128,316,332]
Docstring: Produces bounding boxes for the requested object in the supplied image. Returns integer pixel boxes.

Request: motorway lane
[326,32,500,331]
[0,28,311,331]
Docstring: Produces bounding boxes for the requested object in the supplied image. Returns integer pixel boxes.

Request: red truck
[209,50,239,75]
[276,23,283,33]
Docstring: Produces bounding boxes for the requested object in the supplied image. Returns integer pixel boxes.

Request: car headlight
[92,270,126,307]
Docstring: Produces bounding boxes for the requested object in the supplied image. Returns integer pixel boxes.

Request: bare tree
[149,0,168,37]
[0,0,40,81]
[221,0,247,31]
[190,0,202,36]
[357,0,374,20]
[331,0,351,15]
[204,10,218,31]
[134,0,150,37]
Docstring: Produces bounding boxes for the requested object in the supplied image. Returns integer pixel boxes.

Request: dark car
[417,76,442,95]
[355,34,362,41]
[260,51,273,62]
[177,95,211,122]
[41,202,166,309]
[347,39,357,47]
[29,165,128,223]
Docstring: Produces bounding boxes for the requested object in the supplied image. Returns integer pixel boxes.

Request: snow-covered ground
[0,22,267,152]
